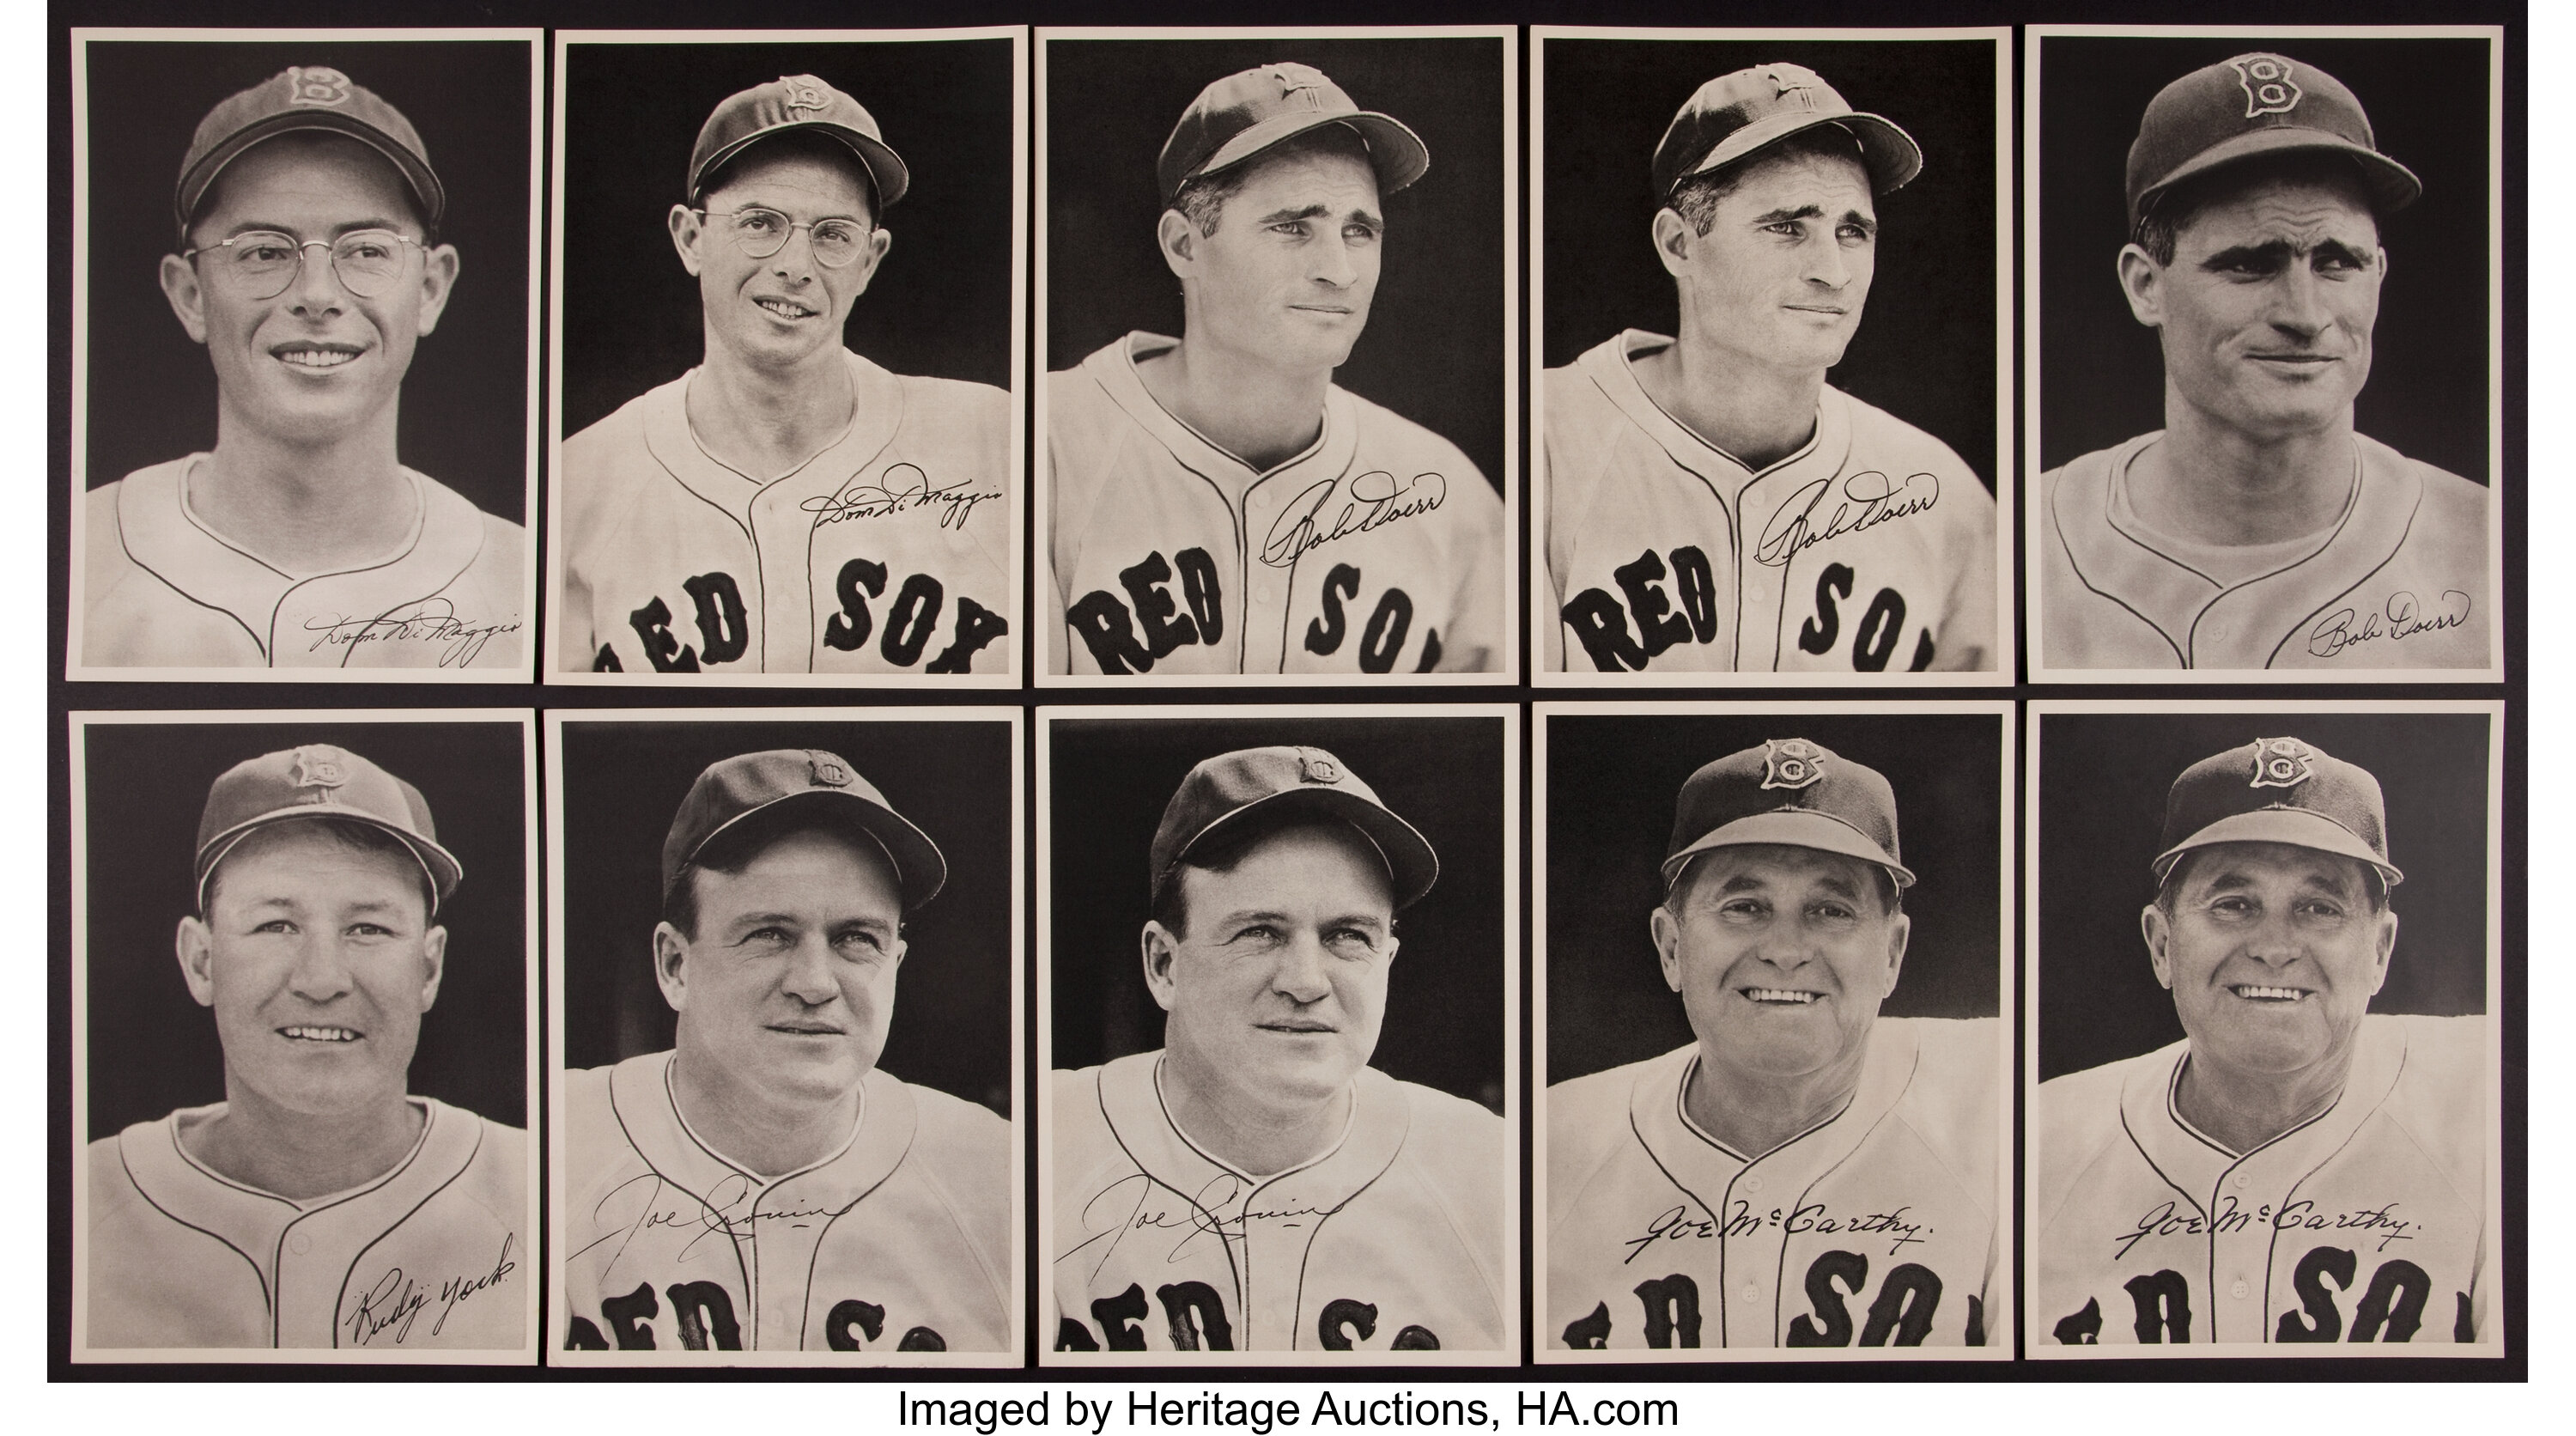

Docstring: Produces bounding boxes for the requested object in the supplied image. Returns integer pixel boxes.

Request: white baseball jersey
[1048,333,1505,675]
[85,1098,527,1351]
[559,1051,1012,1355]
[558,351,1013,677]
[81,459,526,670]
[1544,332,1996,674]
[1546,1019,2002,1351]
[1051,1052,1510,1353]
[2038,433,2493,671]
[2035,1015,2491,1347]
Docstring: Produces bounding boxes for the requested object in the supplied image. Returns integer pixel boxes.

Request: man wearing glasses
[557,76,1014,678]
[82,66,526,671]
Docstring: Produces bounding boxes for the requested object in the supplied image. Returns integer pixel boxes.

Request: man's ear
[161,253,210,344]
[1881,910,1911,995]
[2141,903,2175,989]
[1157,210,1200,283]
[2117,243,2166,327]
[1649,904,1683,994]
[1140,921,1182,1013]
[2368,907,2398,997]
[1650,207,1695,278]
[410,243,461,336]
[653,921,691,1013]
[668,204,708,277]
[417,924,448,1011]
[176,914,217,1007]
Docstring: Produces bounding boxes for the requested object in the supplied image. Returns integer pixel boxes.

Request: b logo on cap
[1298,750,1341,785]
[1269,64,1328,105]
[289,746,347,792]
[286,66,353,109]
[780,77,830,113]
[1761,739,1827,791]
[2249,737,2316,790]
[811,756,853,788]
[2232,56,2302,119]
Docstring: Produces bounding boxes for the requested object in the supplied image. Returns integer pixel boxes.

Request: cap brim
[1679,110,1923,197]
[178,114,445,237]
[195,806,463,916]
[2135,126,2421,224]
[692,125,911,210]
[1660,810,1916,891]
[1183,111,1429,201]
[1166,787,1438,910]
[2153,811,2403,888]
[674,787,946,910]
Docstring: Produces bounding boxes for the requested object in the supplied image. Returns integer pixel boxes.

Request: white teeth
[276,349,357,368]
[755,298,813,319]
[281,1025,359,1042]
[1743,989,1820,1005]
[2231,985,2306,1002]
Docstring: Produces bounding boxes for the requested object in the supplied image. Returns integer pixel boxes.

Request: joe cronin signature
[2306,590,2472,660]
[1067,1171,1342,1268]
[1260,471,1447,569]
[801,464,1000,532]
[574,1171,854,1275]
[303,599,521,667]
[2111,1199,2416,1263]
[1618,1202,1928,1265]
[343,1232,518,1346]
[1754,471,1940,569]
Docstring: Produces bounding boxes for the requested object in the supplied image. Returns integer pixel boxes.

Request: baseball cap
[688,75,908,211]
[1662,739,1915,895]
[1654,64,1922,202]
[2127,53,2421,229]
[175,66,446,242]
[2153,737,2403,890]
[194,745,461,916]
[1151,745,1437,911]
[1158,63,1429,206]
[661,749,945,910]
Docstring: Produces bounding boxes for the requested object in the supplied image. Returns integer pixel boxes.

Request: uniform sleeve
[1438,470,1508,672]
[1929,451,1999,672]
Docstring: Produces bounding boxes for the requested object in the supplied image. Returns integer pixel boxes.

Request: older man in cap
[83,68,525,671]
[1546,739,1999,1350]
[1048,64,1505,676]
[1051,745,1509,1354]
[2036,737,2489,1346]
[1545,64,1996,676]
[558,749,1012,1356]
[561,76,1014,678]
[87,744,526,1351]
[2038,54,2490,671]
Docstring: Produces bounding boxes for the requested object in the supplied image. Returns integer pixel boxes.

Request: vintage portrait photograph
[67,30,540,680]
[2027,28,2505,680]
[1535,703,2012,1359]
[1533,30,2011,684]
[2026,703,2504,1357]
[547,30,1026,685]
[1040,706,1518,1361]
[70,711,538,1363]
[1036,28,1516,683]
[546,709,1022,1366]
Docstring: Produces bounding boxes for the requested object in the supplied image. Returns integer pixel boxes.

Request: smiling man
[1545,65,1996,675]
[82,68,526,671]
[1048,63,1505,676]
[2035,737,2489,1347]
[1546,739,1998,1351]
[1052,745,1508,1353]
[559,749,1010,1357]
[559,76,1014,677]
[2039,55,2489,671]
[86,745,526,1352]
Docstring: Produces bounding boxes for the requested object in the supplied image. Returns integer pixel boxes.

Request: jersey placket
[746,357,908,672]
[277,1107,469,1348]
[1236,394,1358,674]
[762,1074,918,1350]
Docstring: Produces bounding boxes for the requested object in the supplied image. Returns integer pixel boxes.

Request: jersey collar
[1576,331,1849,500]
[2114,1018,2411,1219]
[1081,332,1362,504]
[643,350,908,521]
[608,1049,919,1219]
[1631,1020,1926,1225]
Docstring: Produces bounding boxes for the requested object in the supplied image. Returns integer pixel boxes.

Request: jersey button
[1742,1174,1765,1195]
[1741,1284,1759,1303]
[2231,1171,2250,1190]
[2230,1279,2250,1300]
[288,1230,312,1256]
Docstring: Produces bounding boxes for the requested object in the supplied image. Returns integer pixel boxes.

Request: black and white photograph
[1535,703,2012,1358]
[546,709,1022,1366]
[2026,28,2505,680]
[1036,28,1516,683]
[66,31,540,680]
[546,30,1026,685]
[1039,706,1518,1361]
[70,711,538,1363]
[1533,30,2011,685]
[2026,703,2504,1356]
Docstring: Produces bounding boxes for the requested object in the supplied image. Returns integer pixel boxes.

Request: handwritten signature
[2306,590,2472,660]
[303,599,520,667]
[1067,1171,1343,1266]
[1617,1202,1929,1264]
[573,1171,853,1273]
[1753,471,1941,569]
[800,464,999,532]
[1259,471,1447,569]
[2112,1199,2416,1263]
[343,1231,519,1345]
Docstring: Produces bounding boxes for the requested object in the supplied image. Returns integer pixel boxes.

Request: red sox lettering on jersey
[86,1099,526,1350]
[1048,334,1506,676]
[559,351,1012,677]
[2038,434,2493,671]
[2036,1017,2490,1347]
[1546,1020,2000,1350]
[560,1052,1012,1355]
[1052,1055,1509,1353]
[1545,333,1996,674]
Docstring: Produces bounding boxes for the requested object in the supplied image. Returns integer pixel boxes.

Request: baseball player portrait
[554,727,1015,1361]
[75,42,534,675]
[1044,37,1510,678]
[1047,717,1513,1356]
[554,38,1020,680]
[77,723,532,1358]
[1543,716,2006,1354]
[1538,39,2002,678]
[2034,40,2498,673]
[2032,713,2499,1351]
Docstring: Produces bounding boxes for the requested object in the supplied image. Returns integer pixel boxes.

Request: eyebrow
[1255,203,1383,228]
[218,217,412,241]
[2200,237,2374,271]
[1753,204,1876,233]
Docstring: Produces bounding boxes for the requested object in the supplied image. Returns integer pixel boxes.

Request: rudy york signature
[343,1232,518,1346]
